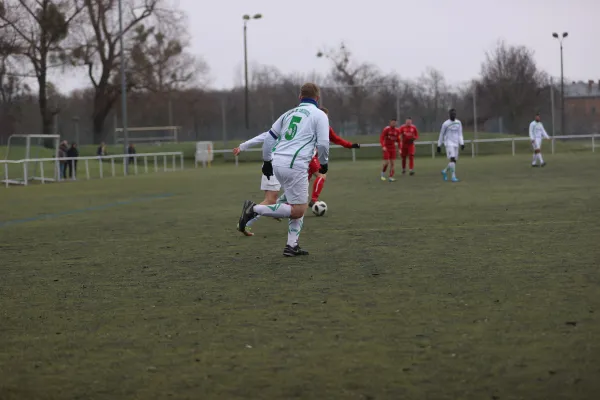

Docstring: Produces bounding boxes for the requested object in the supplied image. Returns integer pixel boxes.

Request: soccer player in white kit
[237,83,330,257]
[437,108,465,182]
[233,132,285,236]
[529,113,550,167]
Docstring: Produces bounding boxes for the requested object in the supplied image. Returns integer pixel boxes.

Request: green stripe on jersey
[290,136,315,168]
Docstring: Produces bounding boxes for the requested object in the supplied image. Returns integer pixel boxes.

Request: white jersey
[438,119,464,148]
[239,132,268,151]
[262,100,329,171]
[529,121,549,141]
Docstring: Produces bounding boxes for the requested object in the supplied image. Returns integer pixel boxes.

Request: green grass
[1,153,600,399]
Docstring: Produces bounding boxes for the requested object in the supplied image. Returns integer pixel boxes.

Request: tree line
[0,1,564,146]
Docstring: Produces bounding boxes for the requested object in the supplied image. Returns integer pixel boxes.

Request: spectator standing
[97,142,107,157]
[128,143,136,165]
[66,143,79,179]
[58,140,69,180]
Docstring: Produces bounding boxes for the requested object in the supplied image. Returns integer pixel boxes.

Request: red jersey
[329,126,353,148]
[398,124,419,144]
[380,126,401,148]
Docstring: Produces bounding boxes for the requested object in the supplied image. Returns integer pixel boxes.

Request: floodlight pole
[552,32,568,135]
[243,13,262,130]
[118,0,129,172]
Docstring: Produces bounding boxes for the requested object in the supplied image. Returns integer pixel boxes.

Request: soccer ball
[312,201,328,217]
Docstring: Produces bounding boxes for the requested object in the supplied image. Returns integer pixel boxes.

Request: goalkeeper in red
[398,117,419,175]
[308,107,360,206]
[380,118,401,182]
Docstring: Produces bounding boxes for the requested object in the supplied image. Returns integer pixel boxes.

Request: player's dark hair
[300,83,320,99]
[390,118,397,121]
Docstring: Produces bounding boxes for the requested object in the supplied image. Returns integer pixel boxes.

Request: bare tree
[0,0,82,136]
[71,0,163,143]
[129,23,209,93]
[318,43,383,134]
[480,41,549,134]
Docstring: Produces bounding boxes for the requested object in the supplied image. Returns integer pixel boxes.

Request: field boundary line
[0,193,174,228]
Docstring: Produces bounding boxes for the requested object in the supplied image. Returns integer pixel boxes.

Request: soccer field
[1,153,600,399]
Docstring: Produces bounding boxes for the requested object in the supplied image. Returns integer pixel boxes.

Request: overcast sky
[56,0,599,93]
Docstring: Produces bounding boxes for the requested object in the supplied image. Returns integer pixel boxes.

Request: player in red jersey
[398,117,419,175]
[308,107,360,206]
[380,118,401,182]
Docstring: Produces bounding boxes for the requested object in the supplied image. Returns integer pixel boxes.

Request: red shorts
[401,143,415,157]
[308,156,320,178]
[383,148,397,160]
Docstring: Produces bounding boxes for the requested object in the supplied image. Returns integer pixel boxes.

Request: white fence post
[512,139,515,156]
[471,141,475,158]
[4,163,8,188]
[235,155,239,167]
[552,138,555,154]
[180,154,184,170]
[431,143,435,159]
[85,159,90,180]
[163,155,167,172]
[352,148,356,162]
[154,156,158,172]
[40,161,45,184]
[99,159,103,179]
[134,156,138,175]
[172,155,175,171]
[144,156,148,173]
[111,158,115,177]
[593,135,596,153]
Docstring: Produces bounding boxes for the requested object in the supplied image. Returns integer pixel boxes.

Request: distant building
[564,80,600,133]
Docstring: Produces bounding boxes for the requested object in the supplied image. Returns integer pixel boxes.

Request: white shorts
[274,166,308,205]
[532,138,542,151]
[446,146,459,160]
[260,174,281,192]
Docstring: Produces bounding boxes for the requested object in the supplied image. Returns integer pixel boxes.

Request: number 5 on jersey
[284,116,302,140]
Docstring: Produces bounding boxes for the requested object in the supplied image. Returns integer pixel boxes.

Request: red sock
[312,177,325,202]
[401,157,406,170]
[382,164,388,172]
[390,167,395,177]
[409,155,414,170]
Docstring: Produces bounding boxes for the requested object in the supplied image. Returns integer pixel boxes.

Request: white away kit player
[233,132,287,236]
[529,113,550,167]
[437,108,465,182]
[237,83,330,257]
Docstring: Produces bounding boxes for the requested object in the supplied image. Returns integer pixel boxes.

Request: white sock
[538,153,544,164]
[448,162,456,178]
[287,217,304,247]
[254,203,292,219]
[532,153,537,165]
[247,195,287,227]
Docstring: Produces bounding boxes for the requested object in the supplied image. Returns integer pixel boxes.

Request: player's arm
[459,121,465,149]
[414,127,419,141]
[329,127,354,149]
[262,115,284,162]
[240,132,268,151]
[541,124,550,139]
[529,122,535,142]
[315,112,330,170]
[437,122,447,148]
[380,128,387,149]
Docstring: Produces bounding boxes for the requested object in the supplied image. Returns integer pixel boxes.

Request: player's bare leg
[401,155,407,174]
[381,159,389,181]
[532,148,545,167]
[409,153,415,175]
[388,159,396,182]
[310,173,326,206]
